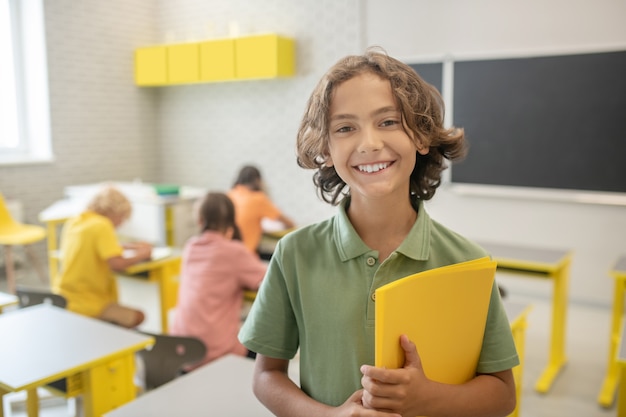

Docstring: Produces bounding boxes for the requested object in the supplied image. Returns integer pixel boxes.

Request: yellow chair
[0,193,47,294]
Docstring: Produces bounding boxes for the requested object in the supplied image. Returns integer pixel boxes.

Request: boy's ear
[416,143,429,155]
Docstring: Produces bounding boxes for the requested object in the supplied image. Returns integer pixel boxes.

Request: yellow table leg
[154,259,180,333]
[0,387,7,417]
[507,313,529,417]
[535,260,570,393]
[618,363,626,417]
[81,354,136,417]
[598,278,625,407]
[44,220,60,280]
[26,388,39,417]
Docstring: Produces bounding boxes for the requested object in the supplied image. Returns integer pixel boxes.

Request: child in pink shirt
[169,192,266,368]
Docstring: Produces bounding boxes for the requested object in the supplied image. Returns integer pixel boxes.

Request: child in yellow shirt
[52,185,152,328]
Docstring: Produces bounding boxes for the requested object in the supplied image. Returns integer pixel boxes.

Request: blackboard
[409,63,443,94]
[451,50,626,194]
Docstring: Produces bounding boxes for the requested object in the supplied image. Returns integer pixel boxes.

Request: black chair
[15,286,67,308]
[137,332,207,390]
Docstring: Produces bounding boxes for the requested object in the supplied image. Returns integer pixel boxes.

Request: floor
[0,253,620,417]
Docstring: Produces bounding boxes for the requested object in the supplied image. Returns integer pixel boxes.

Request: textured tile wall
[153,0,363,226]
[0,0,363,237]
[0,0,161,262]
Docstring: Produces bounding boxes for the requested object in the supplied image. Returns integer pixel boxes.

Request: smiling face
[326,71,428,206]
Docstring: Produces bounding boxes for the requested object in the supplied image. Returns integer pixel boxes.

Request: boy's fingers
[400,334,421,369]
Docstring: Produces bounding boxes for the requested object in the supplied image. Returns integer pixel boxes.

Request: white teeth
[358,163,389,173]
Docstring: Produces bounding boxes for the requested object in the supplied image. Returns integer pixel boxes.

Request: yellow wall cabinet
[135,34,295,86]
[135,46,167,86]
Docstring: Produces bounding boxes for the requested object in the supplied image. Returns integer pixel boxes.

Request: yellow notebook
[375,257,496,384]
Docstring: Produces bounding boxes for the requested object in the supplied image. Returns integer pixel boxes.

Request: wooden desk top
[477,241,571,272]
[0,305,153,392]
[105,355,292,417]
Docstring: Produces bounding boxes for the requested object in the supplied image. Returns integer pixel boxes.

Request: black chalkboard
[451,50,626,193]
[409,63,443,94]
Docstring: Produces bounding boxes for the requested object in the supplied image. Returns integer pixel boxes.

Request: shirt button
[366,257,376,266]
[371,292,376,301]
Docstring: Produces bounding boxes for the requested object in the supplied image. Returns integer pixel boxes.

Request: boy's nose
[357,128,383,153]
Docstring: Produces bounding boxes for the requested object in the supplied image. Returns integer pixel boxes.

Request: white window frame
[0,0,52,165]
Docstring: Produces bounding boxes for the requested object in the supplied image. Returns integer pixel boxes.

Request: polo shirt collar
[333,198,431,262]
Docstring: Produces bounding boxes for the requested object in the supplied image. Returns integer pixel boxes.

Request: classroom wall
[151,0,363,226]
[0,0,161,231]
[1,0,623,307]
[364,0,626,306]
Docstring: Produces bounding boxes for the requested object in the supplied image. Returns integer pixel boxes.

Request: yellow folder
[374,257,496,384]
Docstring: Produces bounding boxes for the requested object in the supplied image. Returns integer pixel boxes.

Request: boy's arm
[107,243,152,272]
[253,354,401,417]
[360,335,516,417]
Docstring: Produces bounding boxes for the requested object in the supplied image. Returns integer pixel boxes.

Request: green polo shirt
[239,199,519,406]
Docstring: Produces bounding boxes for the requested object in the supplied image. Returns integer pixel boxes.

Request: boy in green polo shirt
[239,49,518,417]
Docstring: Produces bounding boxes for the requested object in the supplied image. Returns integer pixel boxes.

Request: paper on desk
[123,247,172,261]
[375,256,496,384]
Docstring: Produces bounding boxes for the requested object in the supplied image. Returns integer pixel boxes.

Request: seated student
[169,192,266,368]
[228,165,295,254]
[52,185,152,328]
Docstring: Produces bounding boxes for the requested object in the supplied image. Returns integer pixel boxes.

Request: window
[0,0,52,165]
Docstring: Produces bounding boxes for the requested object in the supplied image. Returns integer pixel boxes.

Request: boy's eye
[335,126,354,133]
[380,119,399,127]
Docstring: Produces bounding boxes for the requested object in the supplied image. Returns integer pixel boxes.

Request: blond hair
[87,186,132,221]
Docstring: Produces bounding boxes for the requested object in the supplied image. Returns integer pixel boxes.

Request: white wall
[2,0,623,306]
[0,0,161,260]
[152,0,364,226]
[365,0,626,306]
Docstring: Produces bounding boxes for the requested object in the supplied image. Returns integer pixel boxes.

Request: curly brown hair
[296,48,467,207]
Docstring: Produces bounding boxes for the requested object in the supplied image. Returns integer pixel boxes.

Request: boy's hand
[135,245,153,261]
[123,242,153,261]
[334,390,401,417]
[360,335,429,416]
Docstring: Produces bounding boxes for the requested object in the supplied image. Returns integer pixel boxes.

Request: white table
[105,354,297,417]
[0,305,153,417]
[0,292,17,313]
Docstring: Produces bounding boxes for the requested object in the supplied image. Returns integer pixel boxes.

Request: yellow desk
[479,241,572,393]
[598,255,626,408]
[0,291,17,313]
[504,300,533,417]
[122,252,181,333]
[0,304,153,417]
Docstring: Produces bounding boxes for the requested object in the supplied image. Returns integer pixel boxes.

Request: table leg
[26,388,39,417]
[81,354,136,417]
[156,260,180,333]
[618,363,626,417]
[598,277,625,407]
[535,260,570,393]
[0,387,7,417]
[45,221,59,280]
[508,315,528,417]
